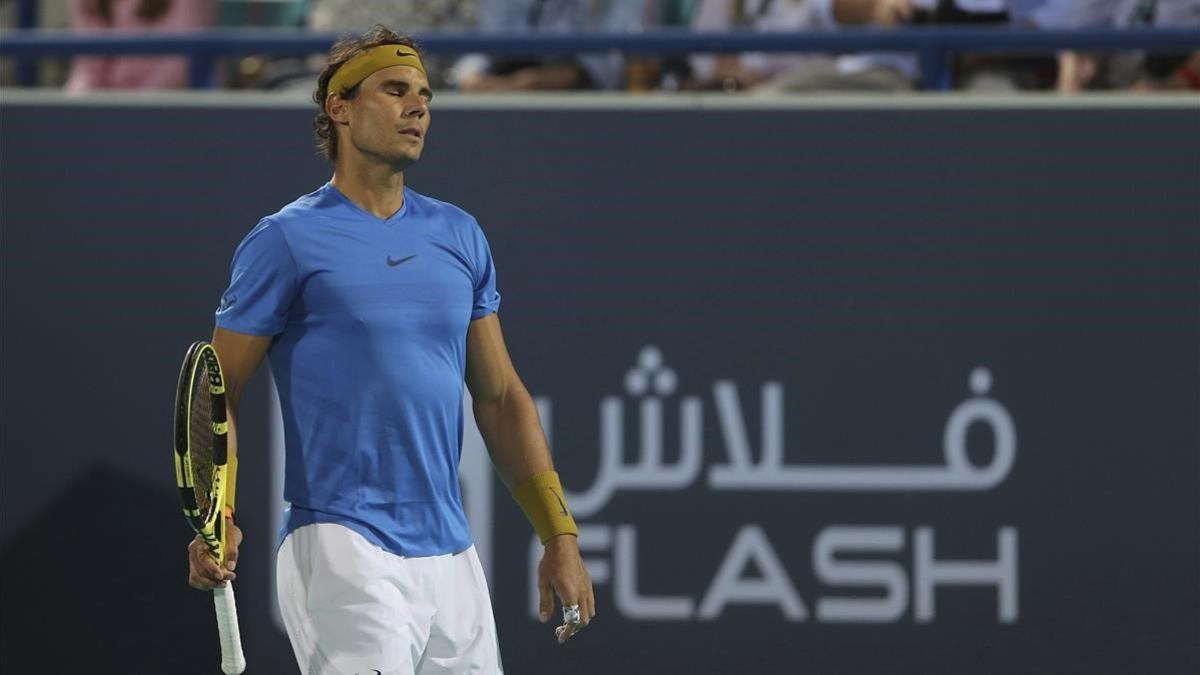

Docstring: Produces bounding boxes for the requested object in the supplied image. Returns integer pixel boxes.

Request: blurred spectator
[217,0,307,88]
[689,0,920,92]
[235,1,478,90]
[219,0,306,27]
[1033,0,1200,91]
[945,0,1057,90]
[450,0,646,91]
[0,0,71,86]
[690,0,1063,92]
[65,0,216,92]
[303,0,480,88]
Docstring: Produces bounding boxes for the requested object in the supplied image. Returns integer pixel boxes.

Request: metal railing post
[188,50,218,89]
[16,0,38,86]
[919,46,953,91]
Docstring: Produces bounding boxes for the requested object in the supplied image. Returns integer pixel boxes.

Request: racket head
[173,341,230,563]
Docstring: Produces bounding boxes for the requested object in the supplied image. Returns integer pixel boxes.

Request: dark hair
[312,25,422,163]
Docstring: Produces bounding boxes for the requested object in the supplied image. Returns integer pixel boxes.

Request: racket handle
[213,583,247,674]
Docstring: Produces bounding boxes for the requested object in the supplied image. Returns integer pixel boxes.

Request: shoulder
[238,185,341,250]
[261,185,334,232]
[406,188,483,232]
[233,188,326,257]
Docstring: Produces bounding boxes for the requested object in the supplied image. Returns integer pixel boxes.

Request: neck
[330,156,407,220]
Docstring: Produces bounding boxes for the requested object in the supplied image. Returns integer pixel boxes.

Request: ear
[326,92,351,125]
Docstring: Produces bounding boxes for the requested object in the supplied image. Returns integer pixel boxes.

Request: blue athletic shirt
[214,182,500,557]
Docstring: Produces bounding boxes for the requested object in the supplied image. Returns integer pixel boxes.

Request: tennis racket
[173,341,246,675]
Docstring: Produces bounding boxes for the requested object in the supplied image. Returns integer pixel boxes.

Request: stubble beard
[351,131,421,172]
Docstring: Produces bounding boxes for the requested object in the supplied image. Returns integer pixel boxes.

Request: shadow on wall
[0,465,222,673]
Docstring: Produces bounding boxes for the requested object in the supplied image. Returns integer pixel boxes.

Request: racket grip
[213,583,247,674]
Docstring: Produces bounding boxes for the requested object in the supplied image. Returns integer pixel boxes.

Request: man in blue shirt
[186,25,593,674]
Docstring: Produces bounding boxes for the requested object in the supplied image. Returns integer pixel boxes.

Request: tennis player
[185,25,594,674]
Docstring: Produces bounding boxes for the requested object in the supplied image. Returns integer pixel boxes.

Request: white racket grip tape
[213,583,247,674]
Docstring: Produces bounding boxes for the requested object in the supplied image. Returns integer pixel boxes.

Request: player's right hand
[187,516,241,590]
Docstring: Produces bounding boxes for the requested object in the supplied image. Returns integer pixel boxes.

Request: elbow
[473,379,529,411]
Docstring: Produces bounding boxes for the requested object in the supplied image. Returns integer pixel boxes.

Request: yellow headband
[327,44,426,96]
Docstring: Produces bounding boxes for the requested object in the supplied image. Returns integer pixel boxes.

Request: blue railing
[2,27,1198,91]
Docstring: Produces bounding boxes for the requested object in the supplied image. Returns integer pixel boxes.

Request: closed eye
[382,80,433,103]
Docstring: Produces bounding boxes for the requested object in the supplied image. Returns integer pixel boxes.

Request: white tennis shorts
[277,523,503,675]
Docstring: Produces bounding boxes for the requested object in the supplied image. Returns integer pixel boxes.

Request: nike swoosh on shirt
[387,255,417,267]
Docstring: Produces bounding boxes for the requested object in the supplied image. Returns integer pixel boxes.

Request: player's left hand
[187,515,242,590]
[537,534,594,644]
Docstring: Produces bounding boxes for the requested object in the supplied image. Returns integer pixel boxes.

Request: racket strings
[189,368,217,519]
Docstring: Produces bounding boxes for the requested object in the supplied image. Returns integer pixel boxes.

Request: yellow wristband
[512,471,579,544]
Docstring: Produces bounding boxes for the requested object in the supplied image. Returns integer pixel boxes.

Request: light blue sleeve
[468,219,501,320]
[214,218,300,336]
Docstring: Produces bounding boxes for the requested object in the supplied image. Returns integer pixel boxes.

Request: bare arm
[465,313,595,640]
[214,326,274,509]
[465,313,552,487]
[187,327,270,591]
[211,326,272,495]
[212,326,272,403]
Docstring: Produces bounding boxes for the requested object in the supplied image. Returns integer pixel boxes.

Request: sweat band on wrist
[512,471,579,544]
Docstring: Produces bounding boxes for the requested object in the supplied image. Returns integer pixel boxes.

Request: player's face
[345,65,432,169]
